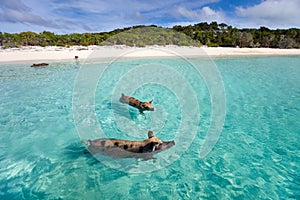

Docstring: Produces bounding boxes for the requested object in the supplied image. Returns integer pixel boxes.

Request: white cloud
[235,0,300,28]
[2,0,299,33]
[176,6,226,23]
[25,0,223,32]
[0,0,63,30]
[0,0,95,33]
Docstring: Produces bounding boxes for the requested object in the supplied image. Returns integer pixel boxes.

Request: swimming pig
[84,131,175,159]
[119,93,155,113]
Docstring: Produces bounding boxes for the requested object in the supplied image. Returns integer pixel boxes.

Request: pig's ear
[148,130,155,138]
[149,99,153,104]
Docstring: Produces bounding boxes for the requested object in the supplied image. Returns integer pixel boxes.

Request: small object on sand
[77,47,88,51]
[75,56,79,59]
[31,63,49,67]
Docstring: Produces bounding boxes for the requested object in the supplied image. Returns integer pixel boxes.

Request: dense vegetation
[173,22,300,48]
[1,22,299,48]
[102,26,199,47]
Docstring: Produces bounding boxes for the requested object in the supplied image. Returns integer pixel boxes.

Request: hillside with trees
[1,22,299,48]
[173,22,300,48]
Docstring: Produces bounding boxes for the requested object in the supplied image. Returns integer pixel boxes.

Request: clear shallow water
[0,56,299,199]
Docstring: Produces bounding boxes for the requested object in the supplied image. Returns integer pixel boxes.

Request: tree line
[173,22,300,48]
[1,22,299,48]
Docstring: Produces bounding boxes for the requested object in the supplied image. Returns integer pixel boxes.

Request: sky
[0,0,300,33]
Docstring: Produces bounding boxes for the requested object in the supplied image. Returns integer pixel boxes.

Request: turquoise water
[0,56,299,199]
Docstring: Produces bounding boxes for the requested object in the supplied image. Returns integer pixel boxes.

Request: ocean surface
[0,55,299,199]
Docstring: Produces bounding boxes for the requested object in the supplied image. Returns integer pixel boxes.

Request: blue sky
[0,0,300,33]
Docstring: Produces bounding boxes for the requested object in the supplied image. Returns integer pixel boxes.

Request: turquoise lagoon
[0,56,299,199]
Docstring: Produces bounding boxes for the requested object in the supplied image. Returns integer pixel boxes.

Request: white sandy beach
[0,45,300,63]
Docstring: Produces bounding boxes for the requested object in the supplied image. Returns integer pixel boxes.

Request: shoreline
[0,45,300,63]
